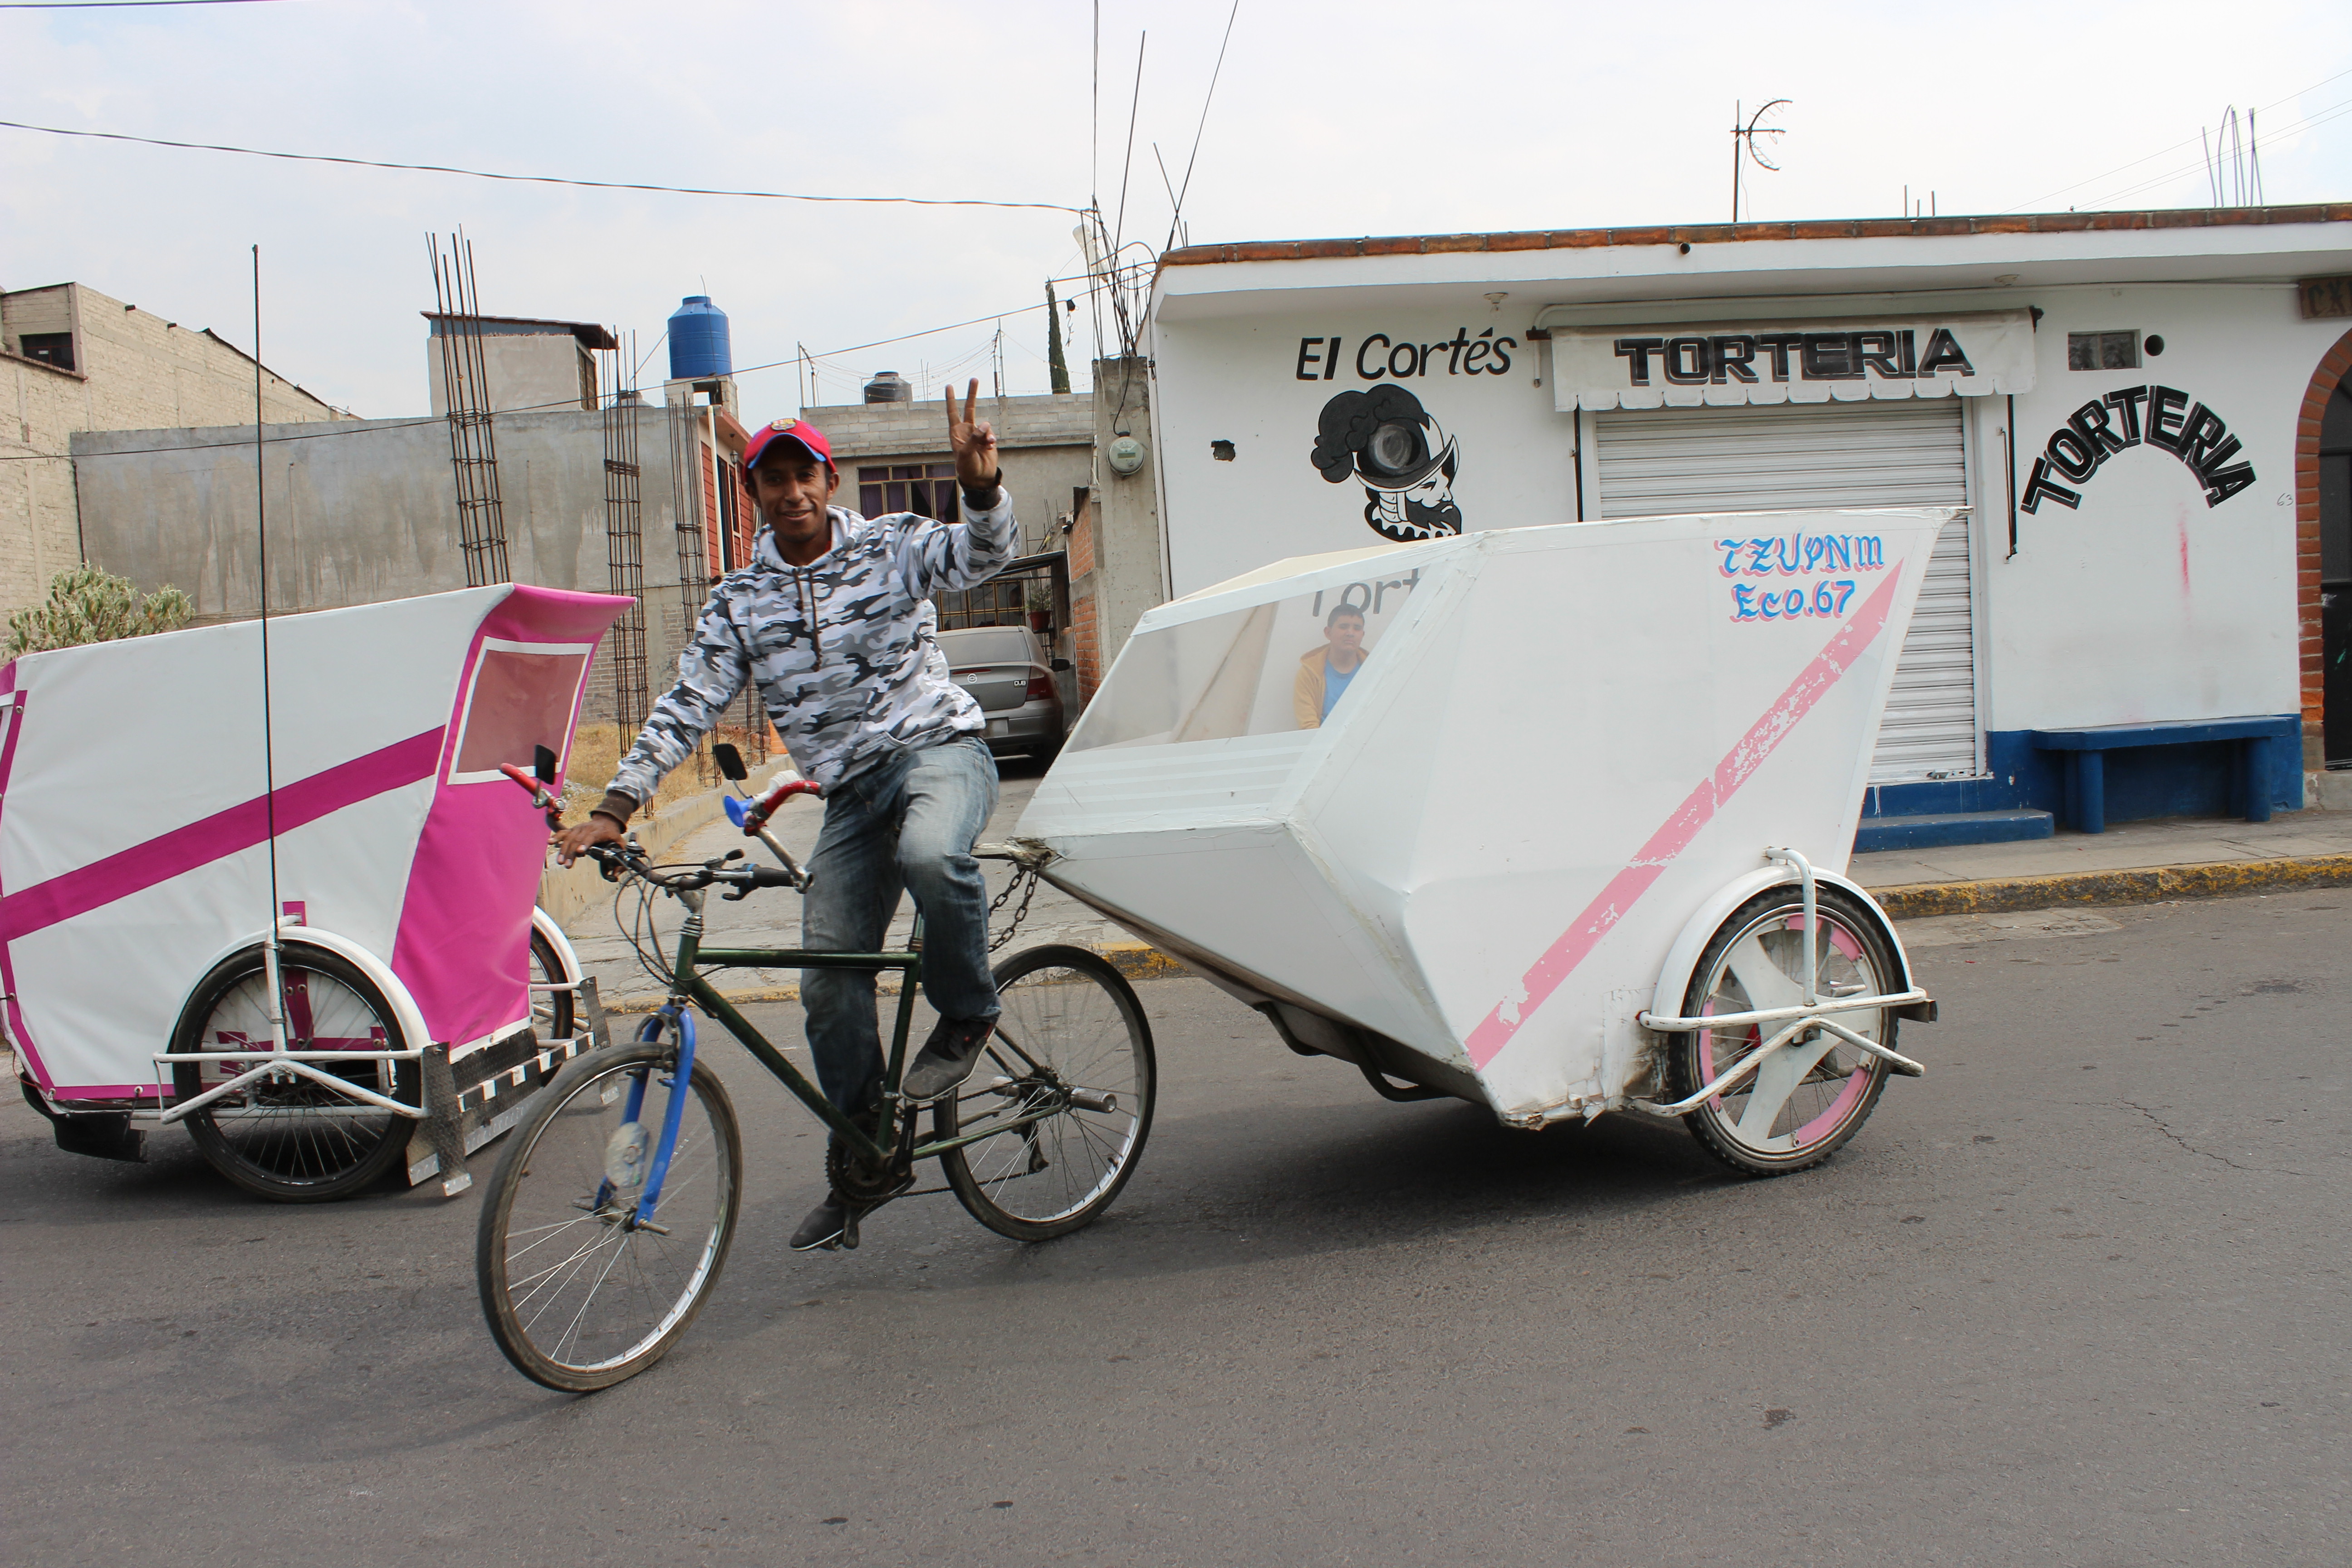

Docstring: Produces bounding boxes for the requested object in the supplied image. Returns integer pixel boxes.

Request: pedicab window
[1067,589,1395,752]
[446,641,594,784]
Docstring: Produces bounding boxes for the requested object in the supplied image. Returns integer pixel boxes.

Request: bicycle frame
[619,880,1063,1228]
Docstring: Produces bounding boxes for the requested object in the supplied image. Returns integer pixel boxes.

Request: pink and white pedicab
[2,583,629,1200]
[1017,507,1947,1175]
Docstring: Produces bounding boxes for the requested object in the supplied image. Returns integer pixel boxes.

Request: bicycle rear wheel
[934,945,1155,1242]
[475,1037,741,1392]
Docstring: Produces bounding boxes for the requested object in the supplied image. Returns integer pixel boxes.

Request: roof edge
[1158,203,2352,270]
[420,312,620,350]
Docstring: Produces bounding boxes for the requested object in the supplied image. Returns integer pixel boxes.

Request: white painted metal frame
[1632,847,1929,1120]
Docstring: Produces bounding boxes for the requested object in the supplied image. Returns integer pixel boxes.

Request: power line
[2063,93,2352,211]
[2003,64,2352,213]
[1169,1,1242,237]
[0,1,290,7]
[0,118,1084,213]
[4,274,1129,462]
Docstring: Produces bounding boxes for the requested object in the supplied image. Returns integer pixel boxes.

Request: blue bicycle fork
[596,1004,698,1227]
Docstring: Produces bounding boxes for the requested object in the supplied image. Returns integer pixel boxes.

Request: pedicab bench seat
[1015,509,1950,1129]
[2028,715,2300,833]
[0,585,628,1109]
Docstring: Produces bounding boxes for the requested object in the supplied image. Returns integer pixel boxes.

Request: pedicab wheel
[170,943,418,1203]
[934,945,1156,1243]
[528,927,575,1045]
[476,1039,741,1392]
[1666,885,1899,1178]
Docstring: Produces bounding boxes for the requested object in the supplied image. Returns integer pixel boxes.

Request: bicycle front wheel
[934,945,1156,1242]
[475,1039,741,1392]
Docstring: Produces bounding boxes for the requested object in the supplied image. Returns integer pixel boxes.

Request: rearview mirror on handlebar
[712,742,748,782]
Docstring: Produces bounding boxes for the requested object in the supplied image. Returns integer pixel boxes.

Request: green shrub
[6,566,193,656]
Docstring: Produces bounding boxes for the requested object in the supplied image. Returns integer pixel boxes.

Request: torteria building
[1137,204,2352,844]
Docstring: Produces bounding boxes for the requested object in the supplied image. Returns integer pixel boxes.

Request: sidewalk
[564,799,2352,1011]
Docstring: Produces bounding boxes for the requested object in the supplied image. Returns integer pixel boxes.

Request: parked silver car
[936,624,1071,760]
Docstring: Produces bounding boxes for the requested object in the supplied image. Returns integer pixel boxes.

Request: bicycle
[473,753,1157,1392]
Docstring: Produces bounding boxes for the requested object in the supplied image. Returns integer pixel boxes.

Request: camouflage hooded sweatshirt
[606,494,1018,806]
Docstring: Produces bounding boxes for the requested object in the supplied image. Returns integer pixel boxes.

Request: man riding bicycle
[557,382,1018,1252]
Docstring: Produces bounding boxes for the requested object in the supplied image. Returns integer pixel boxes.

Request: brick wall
[1068,490,1102,703]
[2294,325,2352,771]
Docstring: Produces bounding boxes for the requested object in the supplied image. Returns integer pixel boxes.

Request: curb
[1872,852,2352,920]
[598,941,1199,1015]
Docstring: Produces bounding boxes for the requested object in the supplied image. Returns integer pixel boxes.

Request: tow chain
[986,864,1040,953]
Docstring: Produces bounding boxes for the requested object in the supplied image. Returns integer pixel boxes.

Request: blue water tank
[667,295,732,381]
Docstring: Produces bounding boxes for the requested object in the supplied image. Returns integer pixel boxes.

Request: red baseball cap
[745,417,833,471]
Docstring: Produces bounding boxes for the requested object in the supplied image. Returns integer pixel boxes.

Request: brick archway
[2295,326,2352,777]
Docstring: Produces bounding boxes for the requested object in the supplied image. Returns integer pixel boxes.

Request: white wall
[1979,281,2327,732]
[1149,284,2336,736]
[1149,307,1557,598]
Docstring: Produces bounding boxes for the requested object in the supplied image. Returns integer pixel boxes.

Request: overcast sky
[6,0,2349,422]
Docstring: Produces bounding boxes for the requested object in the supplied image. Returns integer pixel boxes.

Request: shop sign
[2019,385,2256,513]
[1549,310,2036,410]
[2298,274,2352,319]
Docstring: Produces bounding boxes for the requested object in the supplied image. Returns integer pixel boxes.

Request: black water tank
[864,369,912,404]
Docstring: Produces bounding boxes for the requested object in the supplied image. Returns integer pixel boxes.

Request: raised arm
[606,593,751,812]
[897,378,1019,597]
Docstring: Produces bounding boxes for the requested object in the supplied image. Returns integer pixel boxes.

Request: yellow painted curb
[1873,852,2352,920]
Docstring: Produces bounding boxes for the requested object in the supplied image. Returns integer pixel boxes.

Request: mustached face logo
[1311,385,1463,543]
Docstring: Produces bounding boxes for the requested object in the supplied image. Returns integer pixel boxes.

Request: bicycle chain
[986,864,1040,954]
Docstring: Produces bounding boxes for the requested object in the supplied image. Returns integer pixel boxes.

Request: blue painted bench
[2029,716,2300,834]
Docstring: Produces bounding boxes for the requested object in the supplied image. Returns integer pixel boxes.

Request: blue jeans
[800,735,1000,1116]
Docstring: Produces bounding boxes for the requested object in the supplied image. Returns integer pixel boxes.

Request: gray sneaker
[902,1016,997,1103]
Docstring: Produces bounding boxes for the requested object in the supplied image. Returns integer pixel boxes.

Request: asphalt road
[4,890,2344,1566]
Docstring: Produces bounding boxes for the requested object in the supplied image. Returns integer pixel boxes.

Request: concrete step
[1854,808,2055,853]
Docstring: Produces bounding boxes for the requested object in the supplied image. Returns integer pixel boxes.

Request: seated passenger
[1293,603,1367,729]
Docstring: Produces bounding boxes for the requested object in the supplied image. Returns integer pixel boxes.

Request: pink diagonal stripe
[0,728,444,945]
[1461,566,1902,1070]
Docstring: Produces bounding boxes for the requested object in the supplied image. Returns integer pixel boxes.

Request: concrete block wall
[1,282,347,617]
[802,391,1093,557]
[1,353,89,616]
[72,404,718,730]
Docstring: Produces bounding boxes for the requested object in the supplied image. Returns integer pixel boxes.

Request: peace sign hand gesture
[944,378,1001,493]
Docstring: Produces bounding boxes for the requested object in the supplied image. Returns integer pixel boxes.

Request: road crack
[2119,1101,2304,1176]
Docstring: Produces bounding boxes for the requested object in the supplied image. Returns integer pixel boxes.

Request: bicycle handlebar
[497,758,806,899]
[735,775,821,833]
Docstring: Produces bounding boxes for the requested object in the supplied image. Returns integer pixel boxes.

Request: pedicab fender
[529,906,583,994]
[169,923,436,1061]
[1643,863,1922,1030]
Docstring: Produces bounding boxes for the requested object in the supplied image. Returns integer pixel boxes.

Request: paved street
[5,890,2345,1567]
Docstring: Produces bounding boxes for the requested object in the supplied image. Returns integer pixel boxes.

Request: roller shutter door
[1593,401,1978,784]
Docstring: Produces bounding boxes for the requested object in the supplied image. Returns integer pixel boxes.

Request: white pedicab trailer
[1018,508,1946,1174]
[2,583,629,1199]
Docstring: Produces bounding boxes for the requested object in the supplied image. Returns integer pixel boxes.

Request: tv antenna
[1731,98,1788,222]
